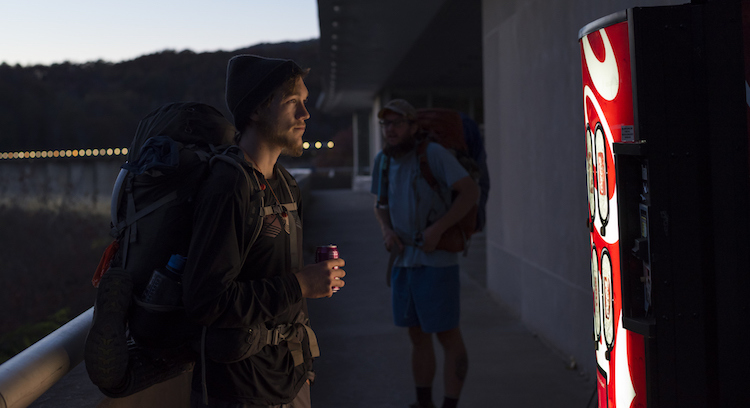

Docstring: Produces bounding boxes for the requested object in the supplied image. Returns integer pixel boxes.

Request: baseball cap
[378,99,417,121]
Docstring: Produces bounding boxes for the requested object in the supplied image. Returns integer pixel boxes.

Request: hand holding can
[316,244,342,293]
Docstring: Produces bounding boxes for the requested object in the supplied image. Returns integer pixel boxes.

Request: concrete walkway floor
[303,189,594,408]
[28,189,594,408]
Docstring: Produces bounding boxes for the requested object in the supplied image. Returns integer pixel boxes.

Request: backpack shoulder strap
[209,150,253,195]
[277,164,299,189]
[276,164,299,212]
[110,169,128,233]
[417,140,439,192]
[274,164,302,273]
[376,153,390,209]
[209,147,265,251]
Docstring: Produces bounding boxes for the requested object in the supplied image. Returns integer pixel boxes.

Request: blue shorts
[391,265,460,333]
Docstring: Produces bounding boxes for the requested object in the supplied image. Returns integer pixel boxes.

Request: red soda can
[316,244,340,292]
[315,244,339,263]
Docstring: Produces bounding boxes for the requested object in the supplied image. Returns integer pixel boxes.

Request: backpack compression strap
[117,180,180,269]
[284,311,320,367]
[112,149,214,268]
[261,310,320,367]
[376,154,390,209]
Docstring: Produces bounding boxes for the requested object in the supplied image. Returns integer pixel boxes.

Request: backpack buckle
[269,327,281,345]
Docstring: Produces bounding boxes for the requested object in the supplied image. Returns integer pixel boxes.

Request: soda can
[315,244,339,263]
[316,244,340,292]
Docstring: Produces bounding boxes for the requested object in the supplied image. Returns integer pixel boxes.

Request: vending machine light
[579,10,646,407]
[582,2,750,406]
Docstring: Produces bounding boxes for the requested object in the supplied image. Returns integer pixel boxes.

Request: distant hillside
[0,39,351,166]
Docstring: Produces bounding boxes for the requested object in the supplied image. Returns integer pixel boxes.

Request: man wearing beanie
[182,54,346,407]
[371,99,478,408]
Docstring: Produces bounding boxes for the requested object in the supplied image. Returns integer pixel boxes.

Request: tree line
[0,39,351,166]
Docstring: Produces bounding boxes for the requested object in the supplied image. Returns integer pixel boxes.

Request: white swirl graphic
[583,85,620,244]
[583,29,619,101]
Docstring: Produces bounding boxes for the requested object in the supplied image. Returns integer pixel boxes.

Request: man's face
[381,111,417,151]
[255,76,310,157]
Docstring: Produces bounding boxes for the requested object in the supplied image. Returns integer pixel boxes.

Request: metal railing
[0,307,93,408]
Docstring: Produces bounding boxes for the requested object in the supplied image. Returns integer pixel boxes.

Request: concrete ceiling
[316,0,483,114]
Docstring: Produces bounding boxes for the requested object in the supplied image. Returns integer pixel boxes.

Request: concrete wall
[480,0,685,376]
[0,159,314,216]
[0,158,123,214]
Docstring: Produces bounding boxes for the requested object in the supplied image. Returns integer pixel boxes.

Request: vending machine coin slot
[634,204,651,261]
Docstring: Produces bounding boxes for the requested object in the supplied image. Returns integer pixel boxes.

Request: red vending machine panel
[581,3,750,406]
[580,13,646,408]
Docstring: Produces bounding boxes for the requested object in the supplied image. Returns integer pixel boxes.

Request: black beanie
[225,54,303,124]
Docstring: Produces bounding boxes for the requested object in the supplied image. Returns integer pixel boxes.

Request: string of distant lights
[0,148,129,160]
[303,141,335,150]
[0,141,335,161]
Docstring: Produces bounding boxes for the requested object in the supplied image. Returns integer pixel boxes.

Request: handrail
[0,307,93,408]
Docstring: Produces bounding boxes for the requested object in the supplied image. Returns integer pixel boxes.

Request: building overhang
[316,0,482,114]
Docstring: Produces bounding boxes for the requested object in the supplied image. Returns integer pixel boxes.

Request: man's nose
[298,102,310,120]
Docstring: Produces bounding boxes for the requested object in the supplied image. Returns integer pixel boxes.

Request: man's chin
[281,145,304,157]
[383,139,415,158]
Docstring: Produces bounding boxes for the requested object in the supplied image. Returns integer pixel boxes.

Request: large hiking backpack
[86,102,243,397]
[108,102,240,348]
[416,108,480,253]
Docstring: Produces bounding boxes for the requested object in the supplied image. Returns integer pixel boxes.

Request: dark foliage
[0,39,352,167]
[0,207,109,353]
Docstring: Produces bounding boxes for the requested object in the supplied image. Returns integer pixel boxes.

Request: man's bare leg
[409,326,436,385]
[409,326,436,407]
[436,327,468,400]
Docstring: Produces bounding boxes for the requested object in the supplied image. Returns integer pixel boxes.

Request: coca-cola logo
[582,28,620,102]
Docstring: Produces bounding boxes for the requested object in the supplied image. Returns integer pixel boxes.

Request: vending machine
[579,2,750,407]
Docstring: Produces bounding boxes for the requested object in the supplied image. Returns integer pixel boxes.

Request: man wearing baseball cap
[371,99,478,408]
[183,54,346,407]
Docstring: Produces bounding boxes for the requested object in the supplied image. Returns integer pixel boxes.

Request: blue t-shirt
[371,142,469,267]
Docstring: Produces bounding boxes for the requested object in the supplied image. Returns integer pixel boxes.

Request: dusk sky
[0,0,320,66]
